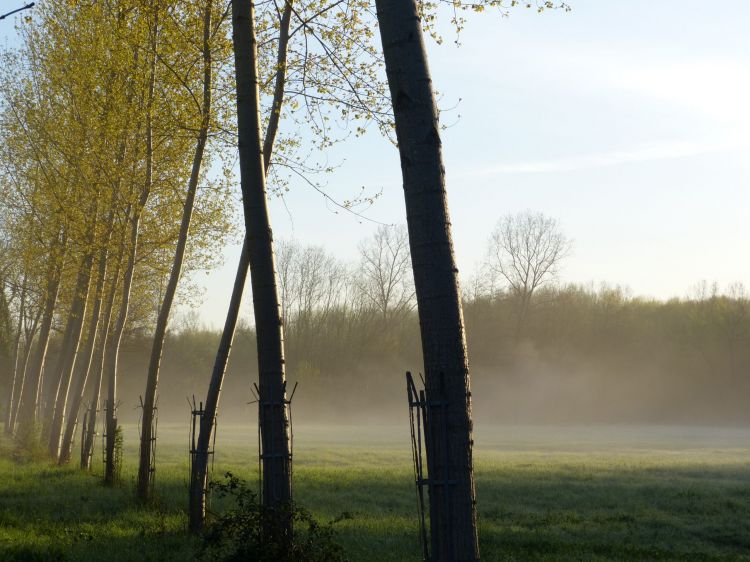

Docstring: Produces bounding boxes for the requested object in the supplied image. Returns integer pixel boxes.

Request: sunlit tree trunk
[104,2,158,487]
[232,0,291,521]
[16,231,67,444]
[45,245,96,459]
[137,0,212,502]
[58,229,112,464]
[79,288,114,469]
[376,1,480,559]
[80,240,122,470]
[104,201,146,485]
[8,313,35,436]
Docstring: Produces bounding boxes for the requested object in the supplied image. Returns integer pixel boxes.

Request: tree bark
[15,231,67,444]
[104,2,158,486]
[375,1,480,559]
[58,230,112,464]
[8,315,35,436]
[103,202,145,485]
[232,0,291,517]
[45,246,96,459]
[137,0,212,502]
[80,238,123,470]
[188,0,293,532]
[79,283,115,470]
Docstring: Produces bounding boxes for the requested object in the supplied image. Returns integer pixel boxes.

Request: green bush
[200,472,347,562]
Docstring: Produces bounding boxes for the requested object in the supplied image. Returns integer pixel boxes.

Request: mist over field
[80,277,750,428]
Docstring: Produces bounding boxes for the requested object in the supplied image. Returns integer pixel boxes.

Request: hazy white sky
[3,1,749,328]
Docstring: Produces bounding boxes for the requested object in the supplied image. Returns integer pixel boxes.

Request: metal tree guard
[188,395,218,509]
[138,395,159,493]
[406,371,456,562]
[250,380,298,504]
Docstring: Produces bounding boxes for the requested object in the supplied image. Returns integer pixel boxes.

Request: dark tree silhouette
[231,0,291,530]
[376,0,480,559]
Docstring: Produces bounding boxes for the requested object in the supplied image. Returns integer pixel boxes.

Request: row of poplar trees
[1,0,565,558]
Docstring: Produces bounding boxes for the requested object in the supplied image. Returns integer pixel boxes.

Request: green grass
[1,424,749,561]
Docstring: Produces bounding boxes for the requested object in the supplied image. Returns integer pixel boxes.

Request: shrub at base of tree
[200,472,347,562]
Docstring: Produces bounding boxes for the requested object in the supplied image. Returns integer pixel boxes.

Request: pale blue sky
[3,1,749,328]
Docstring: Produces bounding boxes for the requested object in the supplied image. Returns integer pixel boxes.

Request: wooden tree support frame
[406,371,457,562]
[188,395,217,509]
[250,381,298,504]
[138,395,159,493]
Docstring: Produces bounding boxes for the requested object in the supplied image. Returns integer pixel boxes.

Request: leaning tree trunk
[189,240,249,531]
[189,0,292,532]
[135,118,204,499]
[137,0,212,502]
[376,2,480,560]
[58,230,113,464]
[80,240,122,470]
[232,0,291,519]
[15,231,67,445]
[137,0,213,501]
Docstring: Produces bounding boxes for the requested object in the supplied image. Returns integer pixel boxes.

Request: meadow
[1,423,749,561]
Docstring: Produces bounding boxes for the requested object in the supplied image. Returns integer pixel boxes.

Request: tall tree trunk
[5,278,27,435]
[58,231,112,464]
[188,0,292,532]
[232,0,291,517]
[46,243,96,459]
[137,0,212,501]
[81,238,123,470]
[46,195,101,460]
[103,203,144,485]
[376,2,480,560]
[15,231,67,445]
[104,3,158,484]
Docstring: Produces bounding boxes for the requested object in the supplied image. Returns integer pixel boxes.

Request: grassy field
[1,423,749,561]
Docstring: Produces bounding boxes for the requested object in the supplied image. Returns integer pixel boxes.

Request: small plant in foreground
[200,472,347,562]
[12,424,47,463]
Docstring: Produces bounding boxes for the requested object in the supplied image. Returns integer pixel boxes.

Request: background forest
[4,229,746,427]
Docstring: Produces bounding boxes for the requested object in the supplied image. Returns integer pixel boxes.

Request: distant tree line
[29,220,744,427]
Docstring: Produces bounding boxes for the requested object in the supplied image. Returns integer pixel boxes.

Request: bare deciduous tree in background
[277,239,349,332]
[356,225,415,323]
[486,211,571,339]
